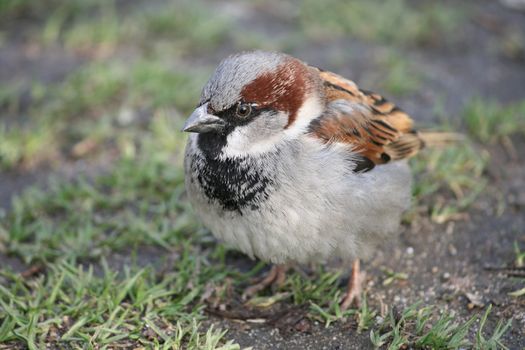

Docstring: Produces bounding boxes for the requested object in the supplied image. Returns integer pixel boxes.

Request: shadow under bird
[182,50,457,309]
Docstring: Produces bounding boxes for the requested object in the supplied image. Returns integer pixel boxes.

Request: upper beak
[181,103,225,133]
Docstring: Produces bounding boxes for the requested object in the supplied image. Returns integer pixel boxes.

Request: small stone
[294,319,311,333]
[442,272,451,281]
[432,266,439,274]
[117,108,136,126]
[406,246,414,255]
[446,222,455,235]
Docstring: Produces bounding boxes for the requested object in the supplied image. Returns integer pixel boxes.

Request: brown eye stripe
[240,58,309,128]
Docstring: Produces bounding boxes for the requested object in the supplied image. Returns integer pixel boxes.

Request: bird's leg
[340,259,365,310]
[242,264,287,300]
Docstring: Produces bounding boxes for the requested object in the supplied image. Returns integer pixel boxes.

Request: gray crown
[202,51,288,112]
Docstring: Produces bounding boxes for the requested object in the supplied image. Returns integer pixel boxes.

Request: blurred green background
[0,0,523,176]
[0,0,524,348]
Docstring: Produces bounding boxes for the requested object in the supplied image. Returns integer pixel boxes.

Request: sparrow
[182,51,441,309]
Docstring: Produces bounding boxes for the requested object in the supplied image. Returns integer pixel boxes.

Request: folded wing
[308,68,424,172]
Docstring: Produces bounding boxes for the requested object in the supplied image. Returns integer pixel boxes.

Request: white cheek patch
[223,127,254,158]
[221,121,285,158]
[284,95,324,138]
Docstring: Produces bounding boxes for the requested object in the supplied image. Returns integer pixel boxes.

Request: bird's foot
[340,259,366,311]
[242,264,287,301]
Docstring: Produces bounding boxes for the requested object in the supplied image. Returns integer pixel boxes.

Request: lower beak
[182,103,225,133]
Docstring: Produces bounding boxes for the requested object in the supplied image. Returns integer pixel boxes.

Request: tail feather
[419,131,465,147]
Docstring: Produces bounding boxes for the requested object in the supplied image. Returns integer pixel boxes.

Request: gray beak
[181,103,225,133]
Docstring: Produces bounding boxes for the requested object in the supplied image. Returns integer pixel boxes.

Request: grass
[290,269,354,327]
[38,0,231,57]
[367,49,422,96]
[298,0,463,47]
[410,140,489,223]
[0,123,59,170]
[464,98,525,144]
[379,53,421,96]
[509,242,525,298]
[2,116,186,263]
[0,59,209,170]
[409,97,525,223]
[0,0,95,22]
[0,261,240,349]
[500,28,525,61]
[0,0,227,171]
[514,241,525,268]
[475,305,513,350]
[381,268,408,287]
[0,124,245,347]
[370,303,511,349]
[141,0,230,53]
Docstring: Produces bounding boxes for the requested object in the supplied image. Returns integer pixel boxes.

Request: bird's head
[182,51,324,157]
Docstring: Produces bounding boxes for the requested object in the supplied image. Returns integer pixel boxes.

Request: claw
[242,264,287,301]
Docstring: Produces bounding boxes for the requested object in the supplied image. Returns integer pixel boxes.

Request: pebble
[117,108,136,126]
[446,222,455,235]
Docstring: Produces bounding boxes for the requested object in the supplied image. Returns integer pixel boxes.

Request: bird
[182,50,452,309]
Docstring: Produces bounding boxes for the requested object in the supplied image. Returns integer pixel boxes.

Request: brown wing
[309,68,424,171]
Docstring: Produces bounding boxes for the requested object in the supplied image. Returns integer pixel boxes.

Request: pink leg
[340,259,365,310]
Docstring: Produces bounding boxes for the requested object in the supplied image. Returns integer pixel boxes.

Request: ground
[0,0,524,349]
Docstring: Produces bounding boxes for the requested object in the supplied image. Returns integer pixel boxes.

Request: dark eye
[236,103,252,118]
